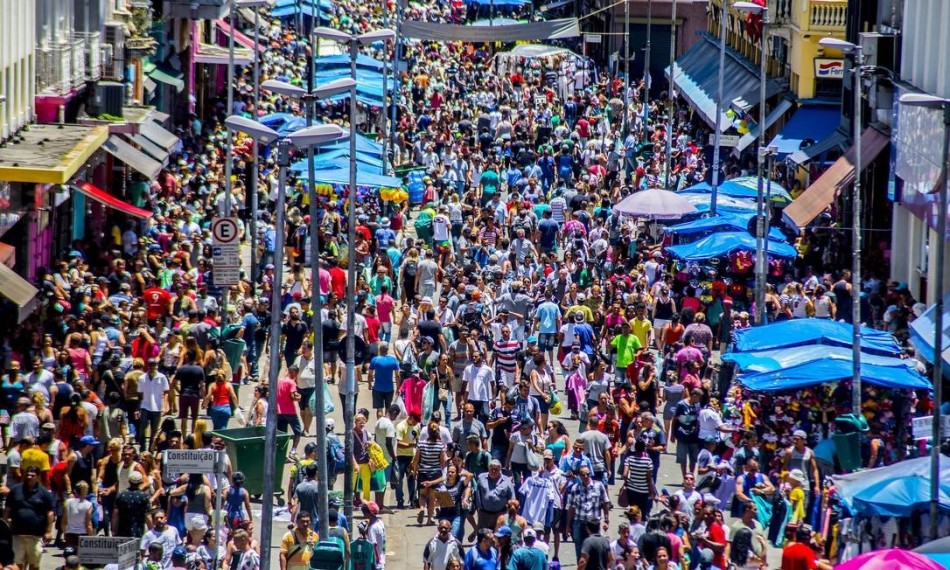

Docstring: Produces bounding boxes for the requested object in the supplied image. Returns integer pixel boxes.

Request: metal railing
[74,32,103,82]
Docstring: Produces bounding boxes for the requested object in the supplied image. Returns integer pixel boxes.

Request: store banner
[401,18,580,43]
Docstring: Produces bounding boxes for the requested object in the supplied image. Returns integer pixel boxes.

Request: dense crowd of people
[0,0,938,568]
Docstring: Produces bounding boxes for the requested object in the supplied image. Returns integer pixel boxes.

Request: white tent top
[498,43,578,60]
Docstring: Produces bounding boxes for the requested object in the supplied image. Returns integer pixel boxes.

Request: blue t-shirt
[241,313,259,344]
[464,545,498,570]
[535,301,561,334]
[375,228,396,248]
[369,354,400,392]
[538,218,559,249]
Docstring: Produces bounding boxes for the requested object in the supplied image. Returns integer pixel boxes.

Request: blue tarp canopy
[466,0,529,5]
[665,213,785,241]
[681,176,792,204]
[263,117,383,157]
[324,92,385,107]
[665,231,796,261]
[732,319,903,356]
[319,137,382,157]
[290,153,384,175]
[722,345,919,374]
[274,0,335,10]
[768,105,842,157]
[737,359,932,392]
[314,54,385,72]
[850,475,950,517]
[295,166,402,188]
[681,193,757,214]
[312,69,394,101]
[471,18,525,25]
[271,3,333,20]
[909,292,950,379]
[312,148,383,168]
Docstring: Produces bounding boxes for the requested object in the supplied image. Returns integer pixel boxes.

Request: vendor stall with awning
[783,126,890,228]
[102,135,163,181]
[909,292,950,377]
[767,105,842,158]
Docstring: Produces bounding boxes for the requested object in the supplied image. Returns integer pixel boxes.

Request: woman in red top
[202,369,237,430]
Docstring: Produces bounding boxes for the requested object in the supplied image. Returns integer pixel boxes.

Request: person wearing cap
[786,468,808,525]
[360,501,386,570]
[64,435,99,498]
[782,429,820,510]
[507,526,547,570]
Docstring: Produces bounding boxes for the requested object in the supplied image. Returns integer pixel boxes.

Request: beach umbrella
[835,549,945,570]
[614,189,697,220]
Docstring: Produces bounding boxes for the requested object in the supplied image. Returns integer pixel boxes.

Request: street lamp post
[312,25,396,526]
[899,92,950,540]
[224,117,348,570]
[642,0,652,128]
[260,77,356,538]
[819,36,865,418]
[734,1,769,325]
[710,2,727,215]
[664,0,677,189]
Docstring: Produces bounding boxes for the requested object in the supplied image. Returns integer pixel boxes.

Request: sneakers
[288,451,299,462]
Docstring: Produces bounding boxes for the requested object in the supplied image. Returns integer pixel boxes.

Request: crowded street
[0,0,948,570]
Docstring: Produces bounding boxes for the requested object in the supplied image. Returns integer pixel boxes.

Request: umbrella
[835,549,946,570]
[614,189,697,220]
[915,536,950,554]
[850,475,950,517]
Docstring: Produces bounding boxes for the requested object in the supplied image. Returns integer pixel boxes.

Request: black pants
[138,409,161,450]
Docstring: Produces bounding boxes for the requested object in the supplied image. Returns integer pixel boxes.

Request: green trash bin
[832,413,869,472]
[212,427,292,503]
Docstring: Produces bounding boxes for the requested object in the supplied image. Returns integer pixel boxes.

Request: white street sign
[709,134,741,147]
[585,34,602,44]
[79,537,139,567]
[212,217,241,287]
[912,415,950,440]
[163,449,220,474]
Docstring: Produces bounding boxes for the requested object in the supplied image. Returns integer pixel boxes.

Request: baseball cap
[792,429,808,440]
[542,449,554,459]
[305,442,319,455]
[79,435,100,447]
[129,471,144,484]
[362,501,380,516]
[172,546,188,559]
[524,528,537,539]
[495,526,512,537]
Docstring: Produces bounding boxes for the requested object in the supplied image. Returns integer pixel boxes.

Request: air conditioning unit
[103,23,126,81]
[89,81,126,118]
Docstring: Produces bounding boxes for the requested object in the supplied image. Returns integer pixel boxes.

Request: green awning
[147,63,184,93]
[142,59,157,74]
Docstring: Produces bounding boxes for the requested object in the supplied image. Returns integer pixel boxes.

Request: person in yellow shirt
[20,436,51,475]
[566,293,594,324]
[629,304,654,349]
[280,511,318,570]
[787,469,808,524]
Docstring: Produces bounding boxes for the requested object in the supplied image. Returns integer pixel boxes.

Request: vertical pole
[223,1,237,318]
[753,9,768,325]
[343,39,359,527]
[390,0,404,169]
[710,2,726,216]
[381,0,391,173]
[250,8,261,295]
[930,104,950,540]
[259,141,290,570]
[212,451,225,569]
[664,0,676,189]
[642,0,652,128]
[622,0,629,138]
[851,47,863,416]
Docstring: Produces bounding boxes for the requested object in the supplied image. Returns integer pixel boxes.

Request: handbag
[618,487,630,508]
[525,437,542,471]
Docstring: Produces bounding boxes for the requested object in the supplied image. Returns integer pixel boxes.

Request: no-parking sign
[212,217,240,286]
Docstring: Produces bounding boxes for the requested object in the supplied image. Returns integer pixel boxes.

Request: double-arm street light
[899,92,950,541]
[734,1,769,325]
[224,117,349,570]
[311,25,396,525]
[260,76,355,539]
[818,35,865,431]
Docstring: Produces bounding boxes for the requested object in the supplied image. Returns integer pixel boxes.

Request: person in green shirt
[479,166,499,207]
[609,321,643,371]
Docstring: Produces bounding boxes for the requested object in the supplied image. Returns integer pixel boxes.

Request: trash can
[212,427,292,503]
[310,540,345,570]
[832,413,869,472]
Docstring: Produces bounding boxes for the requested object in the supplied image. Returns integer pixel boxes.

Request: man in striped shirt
[478,219,499,249]
[490,325,521,394]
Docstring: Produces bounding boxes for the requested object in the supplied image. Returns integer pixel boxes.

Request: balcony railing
[36,39,86,94]
[74,32,102,82]
[806,0,847,33]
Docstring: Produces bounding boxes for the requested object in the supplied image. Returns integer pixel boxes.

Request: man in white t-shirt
[462,353,495,423]
[374,405,399,511]
[137,358,169,451]
[432,208,451,245]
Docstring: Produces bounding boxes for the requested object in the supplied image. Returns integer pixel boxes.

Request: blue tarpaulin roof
[909,292,950,378]
[681,176,792,204]
[733,319,903,356]
[312,69,394,98]
[271,3,333,19]
[466,0,529,5]
[681,193,757,214]
[737,359,932,392]
[665,213,786,241]
[315,54,385,71]
[721,345,919,374]
[850,475,950,517]
[274,0,335,10]
[320,137,382,157]
[290,153,384,175]
[768,105,842,157]
[295,166,402,188]
[665,231,797,261]
[311,148,383,168]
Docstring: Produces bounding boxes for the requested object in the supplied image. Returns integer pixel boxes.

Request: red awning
[74,182,152,220]
[215,19,266,53]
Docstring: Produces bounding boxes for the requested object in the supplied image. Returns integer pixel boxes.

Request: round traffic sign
[212,217,240,244]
